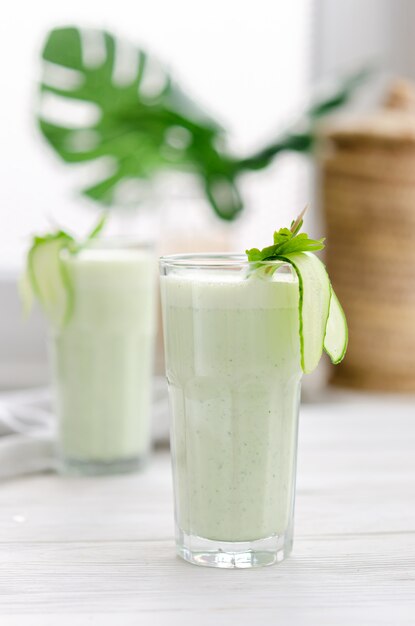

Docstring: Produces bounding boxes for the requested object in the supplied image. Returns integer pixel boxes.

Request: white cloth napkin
[0,378,170,480]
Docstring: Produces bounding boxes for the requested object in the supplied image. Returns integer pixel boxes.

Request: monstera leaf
[39,26,241,219]
[38,26,369,220]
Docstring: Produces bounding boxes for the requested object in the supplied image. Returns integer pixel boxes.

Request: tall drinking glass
[51,239,156,475]
[160,254,302,568]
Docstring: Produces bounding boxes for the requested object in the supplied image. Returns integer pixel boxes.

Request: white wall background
[313,0,415,96]
[0,0,313,272]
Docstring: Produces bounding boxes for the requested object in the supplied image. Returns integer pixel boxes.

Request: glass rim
[80,236,153,249]
[60,236,154,259]
[159,252,291,270]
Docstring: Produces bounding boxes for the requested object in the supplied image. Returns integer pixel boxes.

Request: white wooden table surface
[1,397,415,626]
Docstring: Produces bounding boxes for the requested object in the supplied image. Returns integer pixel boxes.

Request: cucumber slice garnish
[323,286,348,364]
[22,216,107,327]
[246,213,348,374]
[281,252,331,374]
[280,253,348,372]
[26,232,74,327]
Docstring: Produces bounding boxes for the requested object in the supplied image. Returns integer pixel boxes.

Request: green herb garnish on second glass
[246,209,348,374]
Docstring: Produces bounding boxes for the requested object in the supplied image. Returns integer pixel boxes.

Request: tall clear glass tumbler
[51,239,157,475]
[160,254,302,568]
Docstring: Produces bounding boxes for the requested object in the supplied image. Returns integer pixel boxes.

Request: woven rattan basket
[319,81,415,391]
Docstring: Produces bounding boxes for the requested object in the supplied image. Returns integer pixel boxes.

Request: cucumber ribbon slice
[280,252,348,374]
[324,286,348,365]
[21,232,74,328]
[21,215,107,327]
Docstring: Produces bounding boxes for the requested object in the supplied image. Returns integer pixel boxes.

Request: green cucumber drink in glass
[160,212,347,568]
[22,223,156,475]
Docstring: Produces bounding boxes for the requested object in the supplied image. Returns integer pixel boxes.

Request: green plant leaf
[38,26,241,218]
[38,27,370,220]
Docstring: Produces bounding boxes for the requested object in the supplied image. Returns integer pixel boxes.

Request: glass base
[59,454,148,476]
[176,527,293,569]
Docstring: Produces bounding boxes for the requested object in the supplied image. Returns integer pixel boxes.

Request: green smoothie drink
[22,231,156,475]
[160,216,348,568]
[52,242,156,474]
[161,258,301,566]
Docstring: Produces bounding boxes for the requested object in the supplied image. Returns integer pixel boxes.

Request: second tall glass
[51,239,156,475]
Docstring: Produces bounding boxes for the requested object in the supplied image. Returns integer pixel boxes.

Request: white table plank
[1,399,414,625]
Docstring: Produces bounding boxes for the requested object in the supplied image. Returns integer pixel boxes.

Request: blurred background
[2,0,415,396]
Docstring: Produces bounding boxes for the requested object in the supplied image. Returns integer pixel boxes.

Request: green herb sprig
[246,208,325,262]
